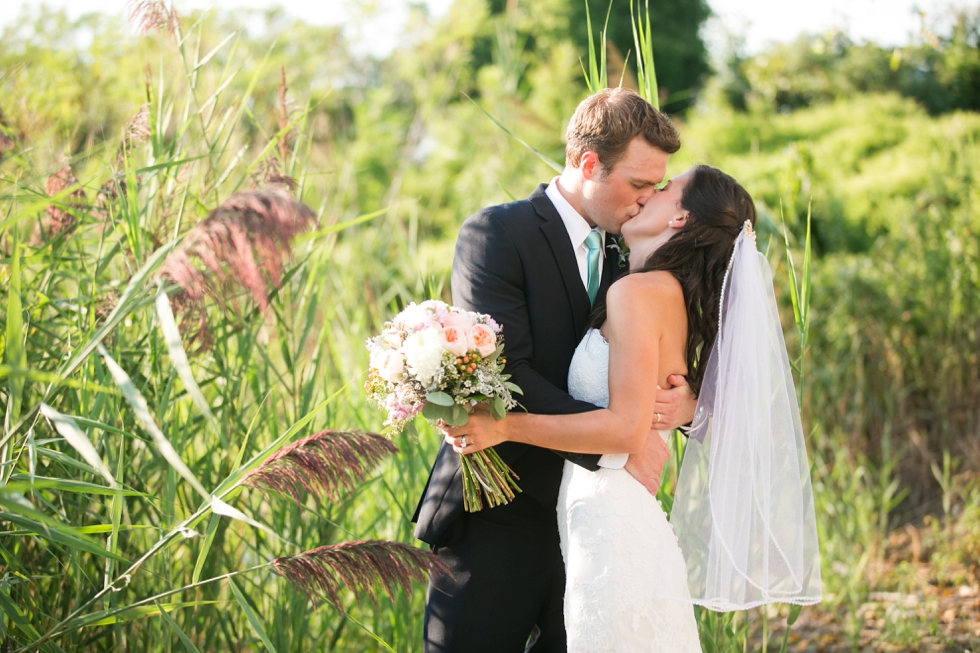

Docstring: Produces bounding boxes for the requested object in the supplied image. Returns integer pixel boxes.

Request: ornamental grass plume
[242,430,397,504]
[251,157,298,191]
[91,104,152,221]
[158,186,315,313]
[119,102,151,162]
[276,65,292,162]
[272,540,446,608]
[127,0,180,39]
[33,160,87,244]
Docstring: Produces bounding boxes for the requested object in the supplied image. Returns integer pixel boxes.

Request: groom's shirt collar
[545,178,607,263]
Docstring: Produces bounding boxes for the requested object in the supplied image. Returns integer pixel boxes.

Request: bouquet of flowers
[365,300,523,512]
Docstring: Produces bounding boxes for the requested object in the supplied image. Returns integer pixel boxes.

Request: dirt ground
[763,514,980,653]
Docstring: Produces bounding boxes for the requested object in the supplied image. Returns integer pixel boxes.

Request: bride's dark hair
[588,164,757,395]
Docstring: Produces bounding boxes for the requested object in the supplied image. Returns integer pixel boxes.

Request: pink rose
[441,326,470,357]
[468,323,497,357]
[442,311,475,331]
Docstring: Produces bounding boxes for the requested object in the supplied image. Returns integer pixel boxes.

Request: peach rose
[468,323,497,357]
[441,311,475,331]
[441,326,470,357]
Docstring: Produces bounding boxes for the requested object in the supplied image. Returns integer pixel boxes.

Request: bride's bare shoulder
[606,271,684,311]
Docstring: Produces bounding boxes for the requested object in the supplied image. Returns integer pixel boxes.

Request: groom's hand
[625,431,670,495]
[653,374,696,431]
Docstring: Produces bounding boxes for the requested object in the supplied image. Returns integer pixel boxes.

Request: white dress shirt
[545,179,629,470]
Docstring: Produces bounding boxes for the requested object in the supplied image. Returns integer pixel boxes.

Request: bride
[443,164,822,651]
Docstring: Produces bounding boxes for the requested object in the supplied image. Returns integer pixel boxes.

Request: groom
[413,88,697,652]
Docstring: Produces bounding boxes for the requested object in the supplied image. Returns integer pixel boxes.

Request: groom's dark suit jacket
[413,184,619,545]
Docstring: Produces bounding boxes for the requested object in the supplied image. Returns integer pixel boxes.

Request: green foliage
[480,0,710,111]
[714,7,980,115]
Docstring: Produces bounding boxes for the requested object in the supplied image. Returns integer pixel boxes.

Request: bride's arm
[443,271,686,455]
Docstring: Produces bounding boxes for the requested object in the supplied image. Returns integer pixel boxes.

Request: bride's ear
[671,212,690,228]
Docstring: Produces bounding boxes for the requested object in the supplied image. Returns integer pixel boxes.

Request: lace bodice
[567,329,610,408]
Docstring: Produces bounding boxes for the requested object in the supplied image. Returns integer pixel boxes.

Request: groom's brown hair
[565,87,680,173]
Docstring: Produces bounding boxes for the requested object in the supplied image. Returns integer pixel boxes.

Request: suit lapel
[529,186,592,336]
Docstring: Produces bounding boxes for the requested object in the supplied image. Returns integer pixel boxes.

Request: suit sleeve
[451,209,602,471]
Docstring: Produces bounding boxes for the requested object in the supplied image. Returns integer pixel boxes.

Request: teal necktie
[585,230,602,306]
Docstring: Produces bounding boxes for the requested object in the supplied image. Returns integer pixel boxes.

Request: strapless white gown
[558,329,702,652]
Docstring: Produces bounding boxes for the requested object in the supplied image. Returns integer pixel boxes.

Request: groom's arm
[452,209,603,471]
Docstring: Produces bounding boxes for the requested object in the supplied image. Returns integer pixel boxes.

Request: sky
[3,0,977,57]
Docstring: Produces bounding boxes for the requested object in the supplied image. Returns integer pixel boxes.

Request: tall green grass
[0,12,442,651]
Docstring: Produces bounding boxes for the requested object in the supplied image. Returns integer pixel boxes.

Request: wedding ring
[655,413,662,424]
[461,436,467,448]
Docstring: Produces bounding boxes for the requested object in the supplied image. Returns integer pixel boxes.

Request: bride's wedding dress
[558,328,702,652]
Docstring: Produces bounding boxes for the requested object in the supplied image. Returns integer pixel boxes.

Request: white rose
[376,349,406,383]
[403,328,446,387]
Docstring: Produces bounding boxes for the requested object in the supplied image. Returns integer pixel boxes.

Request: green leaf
[425,391,454,407]
[421,403,450,421]
[490,396,506,421]
[484,343,505,363]
[505,382,523,395]
[445,404,469,427]
[229,579,278,653]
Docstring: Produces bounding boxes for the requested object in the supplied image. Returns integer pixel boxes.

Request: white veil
[665,221,822,612]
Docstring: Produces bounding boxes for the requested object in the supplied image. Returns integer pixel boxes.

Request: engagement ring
[461,436,467,448]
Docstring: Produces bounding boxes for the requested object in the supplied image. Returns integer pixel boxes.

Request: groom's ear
[580,151,601,180]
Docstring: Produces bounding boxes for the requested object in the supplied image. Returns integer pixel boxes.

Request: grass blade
[97,345,210,500]
[229,579,279,653]
[210,497,276,537]
[39,404,118,488]
[631,0,660,108]
[156,601,203,653]
[4,227,25,444]
[0,509,128,563]
[154,284,219,430]
[463,94,562,174]
[191,514,220,584]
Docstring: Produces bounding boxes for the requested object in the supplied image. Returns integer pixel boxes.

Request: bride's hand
[441,404,514,454]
